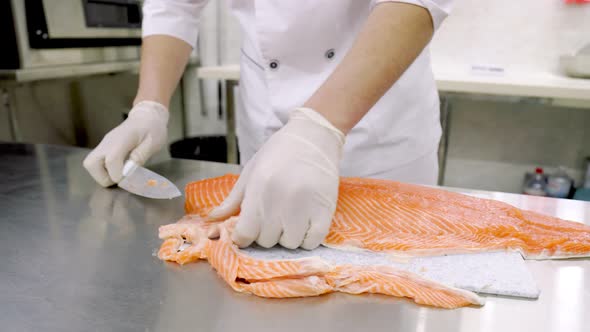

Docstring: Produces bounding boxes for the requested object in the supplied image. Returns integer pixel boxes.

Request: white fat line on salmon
[238,274,326,284]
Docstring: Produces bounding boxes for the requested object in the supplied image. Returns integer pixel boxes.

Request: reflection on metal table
[1,143,589,332]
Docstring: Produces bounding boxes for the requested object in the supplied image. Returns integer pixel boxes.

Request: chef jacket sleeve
[142,0,211,48]
[374,0,453,31]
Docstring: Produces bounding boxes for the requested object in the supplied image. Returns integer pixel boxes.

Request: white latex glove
[83,101,169,187]
[209,108,345,250]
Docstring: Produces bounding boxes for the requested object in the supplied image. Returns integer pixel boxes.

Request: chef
[84,0,452,250]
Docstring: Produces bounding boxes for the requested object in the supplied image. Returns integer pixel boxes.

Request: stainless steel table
[1,143,589,332]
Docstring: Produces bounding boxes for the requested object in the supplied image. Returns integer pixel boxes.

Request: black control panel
[23,0,142,49]
[82,0,142,29]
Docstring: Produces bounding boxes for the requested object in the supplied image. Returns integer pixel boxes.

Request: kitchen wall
[433,0,590,192]
[431,0,590,76]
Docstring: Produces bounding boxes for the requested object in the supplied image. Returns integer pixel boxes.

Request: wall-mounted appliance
[1,0,143,70]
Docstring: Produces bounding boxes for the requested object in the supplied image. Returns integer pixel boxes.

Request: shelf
[0,60,141,83]
[194,65,590,103]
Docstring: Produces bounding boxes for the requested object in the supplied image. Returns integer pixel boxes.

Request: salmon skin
[184,174,590,259]
[158,174,590,308]
[158,217,484,309]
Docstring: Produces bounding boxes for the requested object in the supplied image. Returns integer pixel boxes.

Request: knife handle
[122,160,139,177]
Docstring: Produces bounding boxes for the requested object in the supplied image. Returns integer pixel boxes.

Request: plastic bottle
[546,167,573,198]
[523,168,547,196]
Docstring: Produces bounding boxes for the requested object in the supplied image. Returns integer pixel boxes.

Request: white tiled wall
[431,0,590,75]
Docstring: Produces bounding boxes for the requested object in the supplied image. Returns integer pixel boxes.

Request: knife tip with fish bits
[118,161,181,199]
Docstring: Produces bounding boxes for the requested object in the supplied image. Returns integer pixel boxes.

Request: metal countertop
[1,143,589,332]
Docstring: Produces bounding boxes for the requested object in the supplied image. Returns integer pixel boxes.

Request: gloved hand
[83,101,169,187]
[209,108,345,250]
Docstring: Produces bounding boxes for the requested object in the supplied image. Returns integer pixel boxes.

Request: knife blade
[118,160,181,199]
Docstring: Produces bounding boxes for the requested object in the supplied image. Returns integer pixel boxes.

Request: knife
[118,160,182,199]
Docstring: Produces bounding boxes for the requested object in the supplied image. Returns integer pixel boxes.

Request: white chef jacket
[142,0,453,178]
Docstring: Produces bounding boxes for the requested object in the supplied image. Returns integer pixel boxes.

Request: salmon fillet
[183,174,590,259]
[158,217,484,309]
[157,174,590,308]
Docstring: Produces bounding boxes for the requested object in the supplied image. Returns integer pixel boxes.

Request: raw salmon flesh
[157,174,590,309]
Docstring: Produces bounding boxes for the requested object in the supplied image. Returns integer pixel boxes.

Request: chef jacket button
[325,49,335,60]
[269,60,280,70]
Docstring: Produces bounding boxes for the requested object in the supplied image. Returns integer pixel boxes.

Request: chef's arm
[135,0,211,108]
[304,2,434,134]
[133,35,193,109]
[84,0,207,187]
